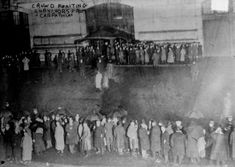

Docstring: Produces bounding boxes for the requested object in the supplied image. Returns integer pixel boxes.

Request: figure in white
[102,71,109,89]
[95,71,103,91]
[223,92,231,117]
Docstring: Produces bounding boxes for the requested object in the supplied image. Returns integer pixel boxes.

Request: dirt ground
[2,149,235,167]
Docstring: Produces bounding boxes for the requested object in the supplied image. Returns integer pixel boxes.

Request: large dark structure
[0,0,30,54]
[85,2,134,40]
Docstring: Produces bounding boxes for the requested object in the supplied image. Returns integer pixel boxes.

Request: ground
[2,149,235,167]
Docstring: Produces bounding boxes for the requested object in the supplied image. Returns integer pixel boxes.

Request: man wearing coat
[161,125,170,163]
[114,121,125,155]
[150,121,161,159]
[65,117,78,154]
[105,118,114,152]
[139,122,150,159]
[94,120,105,154]
[171,129,186,165]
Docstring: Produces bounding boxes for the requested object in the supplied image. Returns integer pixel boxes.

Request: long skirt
[34,133,46,154]
[22,135,32,161]
[0,135,6,161]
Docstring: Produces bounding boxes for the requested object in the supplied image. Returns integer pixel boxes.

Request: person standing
[79,59,86,78]
[34,127,46,155]
[167,47,175,64]
[152,49,160,67]
[114,121,125,155]
[22,56,30,80]
[57,50,63,73]
[0,117,6,165]
[95,71,103,91]
[140,47,145,65]
[82,121,91,157]
[180,45,186,63]
[44,50,52,68]
[175,44,181,63]
[65,117,78,154]
[210,126,228,166]
[139,121,150,159]
[43,116,52,149]
[55,121,65,154]
[171,128,186,165]
[161,125,170,163]
[127,121,138,156]
[77,119,84,153]
[105,118,114,152]
[3,123,15,161]
[22,128,32,164]
[50,114,56,148]
[144,48,150,65]
[94,120,105,154]
[150,121,161,159]
[205,120,216,160]
[68,50,75,72]
[186,121,204,164]
[161,46,167,64]
[230,127,235,160]
[106,60,114,79]
[102,71,109,89]
[135,47,140,64]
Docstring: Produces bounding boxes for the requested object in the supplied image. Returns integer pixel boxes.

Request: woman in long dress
[144,49,150,65]
[95,71,102,91]
[82,122,91,157]
[152,49,160,67]
[22,128,33,163]
[180,45,186,63]
[167,47,175,64]
[55,121,65,154]
[34,127,46,155]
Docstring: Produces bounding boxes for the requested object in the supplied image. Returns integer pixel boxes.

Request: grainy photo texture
[0,0,235,167]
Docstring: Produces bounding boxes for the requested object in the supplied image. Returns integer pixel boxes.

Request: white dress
[55,124,65,151]
[102,72,109,89]
[95,72,102,89]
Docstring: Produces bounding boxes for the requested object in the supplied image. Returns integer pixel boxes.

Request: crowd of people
[0,41,202,74]
[0,105,235,166]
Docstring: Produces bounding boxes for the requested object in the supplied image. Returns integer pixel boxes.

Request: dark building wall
[86,2,134,35]
[0,10,30,53]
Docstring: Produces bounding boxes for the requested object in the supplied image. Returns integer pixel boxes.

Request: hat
[176,121,182,127]
[36,127,43,134]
